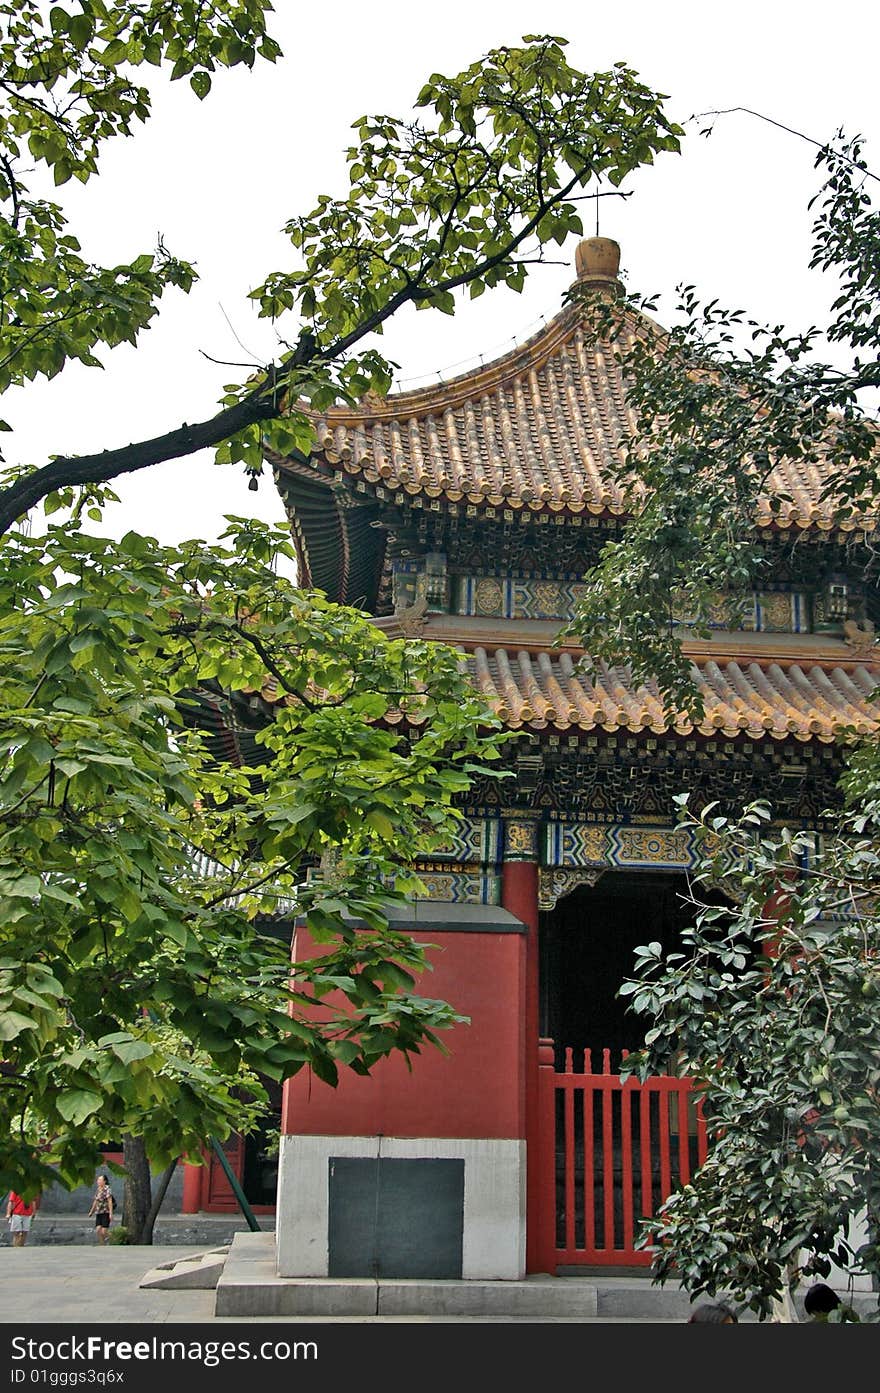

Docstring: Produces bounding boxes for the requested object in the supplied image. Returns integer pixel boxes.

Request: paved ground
[0,1245,640,1323]
[3,1248,870,1393]
[2,1243,873,1326]
[0,1243,706,1325]
[0,1246,219,1325]
[0,1249,670,1393]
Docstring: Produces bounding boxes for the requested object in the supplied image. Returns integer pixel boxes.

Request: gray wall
[36,1163,185,1215]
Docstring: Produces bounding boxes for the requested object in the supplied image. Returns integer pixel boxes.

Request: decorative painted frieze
[502,813,542,862]
[308,860,501,907]
[740,591,810,634]
[410,870,501,904]
[544,822,610,867]
[670,589,808,633]
[456,575,587,620]
[544,820,696,871]
[454,573,812,632]
[424,816,502,865]
[608,825,694,869]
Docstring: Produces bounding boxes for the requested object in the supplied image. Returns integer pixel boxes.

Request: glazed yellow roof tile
[462,650,878,740]
[242,640,878,742]
[381,649,877,742]
[297,304,871,532]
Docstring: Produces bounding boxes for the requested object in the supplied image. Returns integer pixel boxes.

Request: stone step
[207,1236,880,1320]
[140,1246,230,1290]
[212,1233,879,1321]
[213,1232,700,1321]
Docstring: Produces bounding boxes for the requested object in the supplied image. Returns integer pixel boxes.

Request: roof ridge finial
[573,235,622,293]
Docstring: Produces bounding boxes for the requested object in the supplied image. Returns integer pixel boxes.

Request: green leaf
[67,12,92,48]
[4,875,42,898]
[56,1090,103,1125]
[190,72,212,100]
[365,811,395,840]
[109,1039,154,1065]
[100,40,130,67]
[0,1012,39,1042]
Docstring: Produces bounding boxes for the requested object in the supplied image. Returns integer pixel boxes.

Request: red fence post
[550,1060,708,1267]
[501,846,541,1271]
[534,1037,558,1274]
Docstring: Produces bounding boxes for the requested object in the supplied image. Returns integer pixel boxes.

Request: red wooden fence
[537,1040,708,1268]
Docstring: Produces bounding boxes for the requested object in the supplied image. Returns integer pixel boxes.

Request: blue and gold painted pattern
[409,871,502,904]
[544,820,697,870]
[424,816,502,865]
[455,574,811,632]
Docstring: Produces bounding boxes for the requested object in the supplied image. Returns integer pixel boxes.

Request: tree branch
[0,387,280,536]
[688,107,880,183]
[315,163,590,366]
[0,158,590,536]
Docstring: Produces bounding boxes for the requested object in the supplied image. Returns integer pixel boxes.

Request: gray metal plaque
[327,1156,464,1279]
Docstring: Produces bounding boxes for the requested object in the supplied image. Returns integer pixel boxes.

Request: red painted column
[181,1159,202,1214]
[762,875,797,958]
[535,1037,559,1274]
[501,814,545,1272]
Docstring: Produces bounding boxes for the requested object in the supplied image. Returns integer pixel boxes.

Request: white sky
[6,0,879,548]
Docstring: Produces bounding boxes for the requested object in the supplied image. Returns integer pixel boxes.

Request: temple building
[195,238,880,1277]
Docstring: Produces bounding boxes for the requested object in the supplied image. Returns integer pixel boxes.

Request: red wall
[282,926,526,1139]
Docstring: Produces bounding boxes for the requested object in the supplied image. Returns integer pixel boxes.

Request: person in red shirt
[5,1191,37,1248]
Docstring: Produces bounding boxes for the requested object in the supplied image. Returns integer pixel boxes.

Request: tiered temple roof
[268,237,879,748]
[244,636,878,744]
[293,312,853,529]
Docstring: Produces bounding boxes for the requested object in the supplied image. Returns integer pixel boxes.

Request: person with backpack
[87,1174,116,1244]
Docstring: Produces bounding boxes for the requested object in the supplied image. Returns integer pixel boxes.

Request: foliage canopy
[564,136,879,711]
[0,17,684,1204]
[621,797,880,1320]
[0,514,512,1197]
[0,18,682,531]
[587,135,880,1318]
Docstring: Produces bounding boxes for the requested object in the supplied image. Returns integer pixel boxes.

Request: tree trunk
[142,1158,178,1246]
[121,1135,153,1245]
[770,1255,801,1322]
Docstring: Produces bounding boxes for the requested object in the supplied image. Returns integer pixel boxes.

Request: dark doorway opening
[539,869,699,1071]
[240,1079,283,1207]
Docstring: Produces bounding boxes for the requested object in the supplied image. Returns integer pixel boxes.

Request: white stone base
[275,1135,526,1280]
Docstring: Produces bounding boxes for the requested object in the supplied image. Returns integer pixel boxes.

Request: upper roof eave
[298,294,646,426]
[267,272,877,532]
